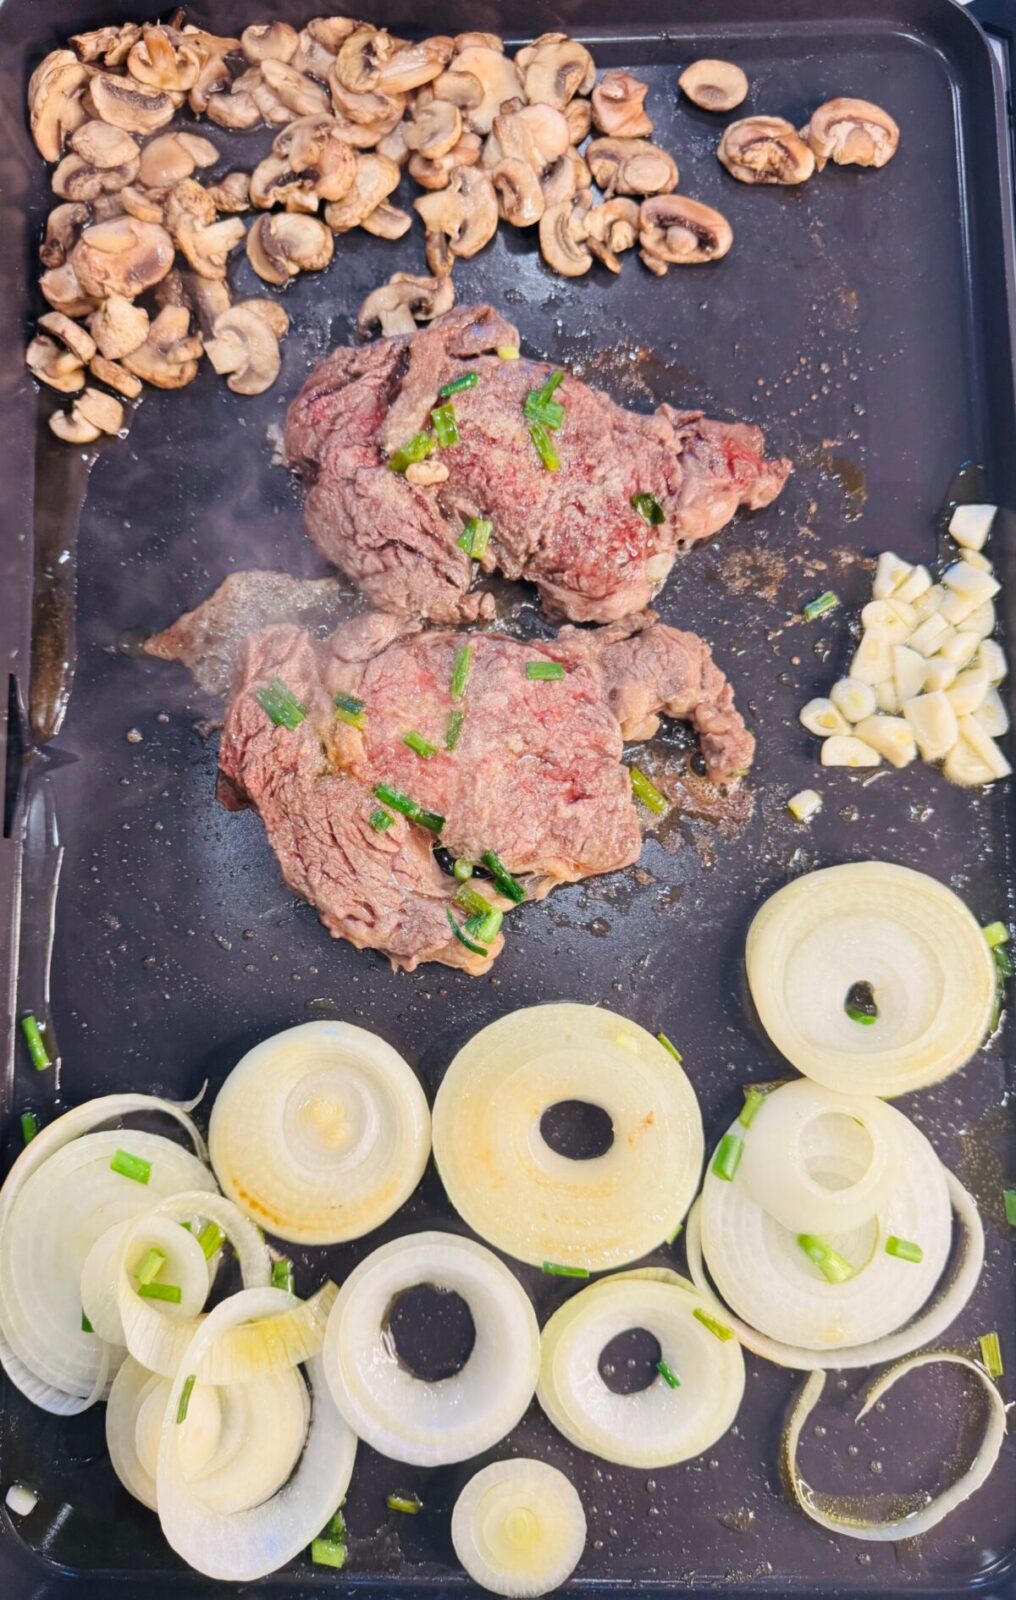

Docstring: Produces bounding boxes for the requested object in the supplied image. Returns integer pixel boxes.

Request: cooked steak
[218,609,754,974]
[284,305,791,626]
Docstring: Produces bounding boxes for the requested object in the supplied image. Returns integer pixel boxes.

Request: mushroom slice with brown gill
[357,271,455,337]
[50,385,125,445]
[138,131,219,192]
[277,116,357,201]
[123,305,202,388]
[802,97,900,169]
[41,203,90,269]
[292,27,338,78]
[206,85,262,131]
[516,33,595,108]
[541,147,590,208]
[247,213,334,284]
[452,45,522,134]
[586,137,679,197]
[539,187,594,277]
[89,292,149,359]
[165,180,247,279]
[126,25,202,94]
[638,194,733,269]
[492,158,544,227]
[182,28,238,114]
[239,66,299,127]
[377,37,454,95]
[718,116,815,183]
[404,99,462,161]
[328,80,406,146]
[260,59,331,118]
[409,133,482,191]
[71,216,175,299]
[28,49,89,160]
[87,72,176,136]
[70,24,141,67]
[585,197,639,273]
[25,311,95,393]
[207,171,252,212]
[52,151,140,203]
[591,70,653,139]
[241,22,299,64]
[485,103,570,178]
[678,58,749,112]
[204,301,289,395]
[360,202,413,239]
[414,165,498,272]
[432,68,484,112]
[324,153,401,231]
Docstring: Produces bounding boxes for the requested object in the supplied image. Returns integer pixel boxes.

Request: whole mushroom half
[638,195,733,270]
[247,213,334,284]
[718,116,816,184]
[802,97,900,169]
[71,216,175,299]
[591,71,653,139]
[678,59,749,112]
[357,272,455,336]
[516,33,595,108]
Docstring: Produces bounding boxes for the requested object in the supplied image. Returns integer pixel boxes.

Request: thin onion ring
[451,1459,587,1597]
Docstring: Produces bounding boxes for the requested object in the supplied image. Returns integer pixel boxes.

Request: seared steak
[284,305,791,626]
[219,609,754,974]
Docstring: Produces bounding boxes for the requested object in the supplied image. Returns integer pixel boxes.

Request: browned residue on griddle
[710,544,789,602]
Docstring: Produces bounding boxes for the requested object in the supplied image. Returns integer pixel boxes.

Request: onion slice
[209,1021,431,1245]
[783,1355,1005,1539]
[432,1004,703,1271]
[746,862,996,1096]
[452,1459,587,1598]
[323,1231,540,1465]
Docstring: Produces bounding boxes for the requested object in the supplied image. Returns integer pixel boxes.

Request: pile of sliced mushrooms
[25,17,899,444]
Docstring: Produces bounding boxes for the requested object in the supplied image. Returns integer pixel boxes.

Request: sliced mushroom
[452,46,522,135]
[586,197,640,272]
[250,155,318,213]
[273,116,357,202]
[240,66,298,127]
[516,33,595,108]
[88,353,142,399]
[40,262,98,319]
[541,148,591,208]
[75,386,125,435]
[454,32,505,53]
[40,203,89,269]
[122,305,202,388]
[414,165,498,269]
[260,59,331,118]
[204,302,287,395]
[49,408,100,445]
[638,194,733,268]
[182,28,238,113]
[409,133,482,190]
[87,73,176,136]
[539,188,594,277]
[166,182,247,280]
[157,272,232,338]
[242,22,299,64]
[718,116,815,184]
[376,38,453,94]
[802,98,900,170]
[360,202,413,239]
[26,322,92,392]
[591,71,653,138]
[492,158,544,226]
[138,131,219,192]
[69,121,140,170]
[376,121,410,166]
[324,153,401,231]
[678,59,749,113]
[292,28,338,77]
[328,80,406,144]
[485,103,570,176]
[246,213,334,284]
[357,271,455,337]
[88,293,149,359]
[71,216,175,299]
[432,69,483,111]
[28,49,89,160]
[404,99,462,160]
[70,24,141,67]
[206,88,262,132]
[207,171,253,212]
[586,138,679,196]
[334,25,394,92]
[307,17,358,52]
[91,194,126,223]
[52,153,140,202]
[564,97,592,145]
[127,25,201,94]
[120,186,165,225]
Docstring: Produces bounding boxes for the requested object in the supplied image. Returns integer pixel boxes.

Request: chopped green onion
[20,1014,52,1072]
[1004,1188,1016,1227]
[537,370,564,402]
[272,1258,295,1294]
[133,1248,166,1287]
[631,491,665,526]
[138,1281,182,1304]
[111,1149,152,1186]
[457,517,492,559]
[693,1308,734,1342]
[197,1222,225,1260]
[885,1236,923,1264]
[802,590,839,622]
[323,1511,346,1540]
[450,644,473,701]
[255,678,306,730]
[665,1219,684,1244]
[369,806,394,833]
[445,711,465,751]
[81,1309,93,1333]
[176,1373,196,1424]
[387,1493,422,1514]
[541,1261,589,1278]
[311,1538,346,1570]
[739,1087,768,1129]
[465,907,503,944]
[482,850,525,904]
[525,661,565,681]
[656,1032,682,1063]
[455,884,494,917]
[445,907,489,956]
[711,1133,744,1182]
[430,403,459,447]
[528,420,560,472]
[334,691,366,730]
[403,730,437,760]
[453,858,473,882]
[845,1005,877,1026]
[523,392,564,430]
[983,921,1010,948]
[438,371,478,398]
[994,946,1014,978]
[629,766,668,815]
[797,1234,855,1284]
[20,1112,38,1146]
[373,784,443,833]
[389,432,435,474]
[657,1359,681,1389]
[979,1330,1004,1379]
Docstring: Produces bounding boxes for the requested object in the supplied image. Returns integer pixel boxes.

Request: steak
[219,609,755,974]
[284,305,791,626]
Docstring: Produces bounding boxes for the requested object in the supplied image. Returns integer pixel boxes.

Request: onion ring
[452,1459,587,1597]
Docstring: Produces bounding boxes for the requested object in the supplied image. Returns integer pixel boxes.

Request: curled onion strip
[452,1459,587,1598]
[783,1354,1005,1539]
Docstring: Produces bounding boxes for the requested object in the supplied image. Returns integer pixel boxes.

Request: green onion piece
[529,420,560,471]
[457,517,492,559]
[657,1032,682,1063]
[631,491,665,526]
[133,1247,166,1287]
[373,784,444,833]
[541,1261,589,1278]
[416,809,444,834]
[453,858,473,882]
[657,1359,681,1389]
[450,644,473,701]
[20,1014,52,1072]
[81,1309,93,1334]
[802,590,839,622]
[845,1005,878,1026]
[693,1308,734,1342]
[455,884,493,917]
[403,730,438,760]
[523,392,565,430]
[323,1511,346,1541]
[446,907,488,956]
[111,1149,152,1186]
[979,1330,1004,1379]
[629,766,668,815]
[983,921,1010,948]
[885,1236,923,1264]
[666,1220,684,1245]
[445,710,465,751]
[482,850,525,904]
[389,431,435,474]
[525,661,565,681]
[430,402,460,447]
[138,1281,182,1304]
[711,1133,744,1182]
[255,678,306,730]
[334,691,366,730]
[197,1222,225,1260]
[994,946,1014,978]
[537,370,565,402]
[387,1494,422,1515]
[739,1087,767,1129]
[465,907,503,944]
[797,1234,855,1284]
[311,1538,346,1570]
[20,1112,38,1146]
[438,371,478,398]
[1004,1188,1016,1227]
[369,806,394,833]
[272,1258,295,1294]
[176,1374,196,1424]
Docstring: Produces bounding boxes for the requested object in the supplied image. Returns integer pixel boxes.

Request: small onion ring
[783,1355,1005,1539]
[746,862,996,1097]
[432,1004,703,1271]
[322,1231,540,1466]
[209,1021,431,1245]
[452,1459,587,1598]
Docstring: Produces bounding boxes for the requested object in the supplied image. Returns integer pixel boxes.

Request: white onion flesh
[432,1005,703,1271]
[209,1021,431,1245]
[323,1231,540,1465]
[157,1288,357,1581]
[452,1459,587,1598]
[537,1273,745,1468]
[784,1355,1005,1539]
[746,862,996,1096]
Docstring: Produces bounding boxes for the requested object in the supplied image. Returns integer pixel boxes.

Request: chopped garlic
[923,657,957,693]
[956,714,1011,780]
[860,599,916,643]
[946,666,989,717]
[5,1483,37,1517]
[894,564,932,603]
[830,678,876,723]
[937,629,981,669]
[872,551,912,599]
[975,686,1009,738]
[787,788,822,822]
[938,587,981,627]
[909,613,953,658]
[978,639,1007,683]
[853,714,917,768]
[941,561,1000,608]
[911,586,944,621]
[963,600,996,641]
[902,691,959,762]
[943,740,997,786]
[799,698,848,737]
[961,549,993,573]
[875,679,900,714]
[948,503,996,551]
[893,644,926,703]
[850,629,894,684]
[821,735,881,768]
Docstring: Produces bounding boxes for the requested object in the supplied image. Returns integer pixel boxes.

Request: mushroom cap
[204,302,283,395]
[591,70,653,139]
[247,212,334,283]
[452,45,522,134]
[28,49,89,161]
[638,194,733,265]
[517,33,595,107]
[69,121,140,170]
[138,130,219,191]
[678,58,749,112]
[49,407,101,445]
[328,78,406,145]
[357,271,455,336]
[88,292,149,359]
[539,188,594,276]
[360,201,413,239]
[586,196,640,272]
[241,22,299,64]
[308,17,358,52]
[586,137,679,196]
[37,310,98,364]
[87,72,176,135]
[377,38,453,94]
[540,148,589,208]
[414,164,498,259]
[293,28,338,78]
[405,99,462,160]
[333,26,394,93]
[324,153,401,230]
[71,216,175,299]
[122,304,202,387]
[803,97,900,169]
[718,116,815,184]
[275,117,357,202]
[492,157,545,227]
[260,58,331,118]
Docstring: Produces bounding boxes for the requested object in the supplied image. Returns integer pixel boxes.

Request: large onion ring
[452,1459,587,1598]
[322,1231,540,1465]
[209,1021,431,1244]
[746,862,996,1096]
[432,1005,703,1271]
